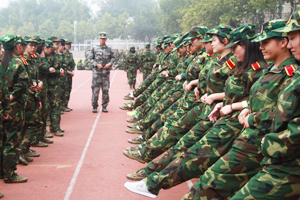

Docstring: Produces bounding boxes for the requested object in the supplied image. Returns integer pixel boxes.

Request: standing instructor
[90,32,115,113]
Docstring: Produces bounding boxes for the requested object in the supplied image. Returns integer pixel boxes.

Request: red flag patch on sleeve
[226,58,235,69]
[251,62,261,70]
[284,64,296,76]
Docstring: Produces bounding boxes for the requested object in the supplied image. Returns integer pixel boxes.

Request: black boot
[102,106,108,113]
[92,106,97,113]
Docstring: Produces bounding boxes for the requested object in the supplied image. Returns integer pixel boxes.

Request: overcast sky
[0,0,99,15]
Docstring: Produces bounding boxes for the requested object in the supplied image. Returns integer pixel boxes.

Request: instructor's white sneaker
[124,179,157,198]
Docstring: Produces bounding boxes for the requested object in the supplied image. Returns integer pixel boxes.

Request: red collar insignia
[20,55,28,65]
[251,62,261,71]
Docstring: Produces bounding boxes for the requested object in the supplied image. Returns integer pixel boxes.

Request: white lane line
[71,76,92,94]
[187,180,193,189]
[64,70,118,200]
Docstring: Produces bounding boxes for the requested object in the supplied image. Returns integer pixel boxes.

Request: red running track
[0,69,196,200]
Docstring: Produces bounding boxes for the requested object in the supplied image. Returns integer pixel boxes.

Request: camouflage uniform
[63,46,76,109]
[183,20,295,200]
[125,47,139,89]
[140,46,155,80]
[1,39,30,181]
[20,52,43,154]
[90,42,115,109]
[46,51,62,133]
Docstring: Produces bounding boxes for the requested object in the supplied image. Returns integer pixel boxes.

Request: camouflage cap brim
[224,40,240,49]
[274,11,300,33]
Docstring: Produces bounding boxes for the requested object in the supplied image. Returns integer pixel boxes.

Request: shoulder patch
[208,54,212,57]
[284,64,296,76]
[226,58,235,69]
[20,55,28,65]
[0,52,2,56]
[31,54,37,59]
[216,56,220,60]
[251,62,261,70]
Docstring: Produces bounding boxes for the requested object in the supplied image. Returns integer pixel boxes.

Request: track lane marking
[64,70,118,200]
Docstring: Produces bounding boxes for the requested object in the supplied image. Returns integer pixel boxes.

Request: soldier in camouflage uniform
[47,36,64,137]
[140,44,155,80]
[84,49,93,70]
[1,35,30,183]
[90,32,115,113]
[19,36,46,165]
[63,39,75,112]
[125,46,139,89]
[182,20,297,200]
[230,11,300,200]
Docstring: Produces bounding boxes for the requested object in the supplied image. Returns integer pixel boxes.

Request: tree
[38,19,56,39]
[58,0,91,24]
[56,20,73,39]
[17,22,35,36]
[77,20,94,42]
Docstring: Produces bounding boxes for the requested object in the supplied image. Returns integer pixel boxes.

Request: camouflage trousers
[126,66,137,87]
[39,87,49,140]
[143,90,187,140]
[64,75,72,108]
[145,112,243,196]
[48,85,62,132]
[2,100,26,179]
[131,77,165,109]
[137,82,184,131]
[183,128,265,199]
[143,69,152,80]
[133,71,157,97]
[20,95,44,154]
[91,68,110,108]
[139,92,198,162]
[231,167,300,200]
[60,76,67,110]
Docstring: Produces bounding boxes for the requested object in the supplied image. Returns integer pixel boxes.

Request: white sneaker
[124,179,157,198]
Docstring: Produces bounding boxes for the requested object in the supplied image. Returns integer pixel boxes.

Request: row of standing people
[0,35,75,198]
[118,11,300,199]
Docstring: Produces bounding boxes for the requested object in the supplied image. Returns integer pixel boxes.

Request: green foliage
[56,20,73,40]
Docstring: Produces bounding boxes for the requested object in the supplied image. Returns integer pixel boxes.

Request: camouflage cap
[48,36,61,42]
[145,44,150,48]
[199,33,213,43]
[184,39,191,47]
[130,46,135,50]
[172,36,184,52]
[34,35,45,46]
[186,26,208,40]
[274,11,300,33]
[0,34,20,49]
[162,35,171,40]
[44,40,56,48]
[24,36,38,43]
[163,38,172,48]
[65,39,72,44]
[170,33,182,42]
[251,19,288,42]
[99,32,107,39]
[206,24,234,40]
[224,24,257,49]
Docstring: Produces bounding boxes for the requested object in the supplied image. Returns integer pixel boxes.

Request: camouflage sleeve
[0,65,11,114]
[69,54,76,71]
[108,48,115,65]
[261,74,300,161]
[11,60,30,99]
[248,108,274,133]
[89,48,97,67]
[53,56,61,75]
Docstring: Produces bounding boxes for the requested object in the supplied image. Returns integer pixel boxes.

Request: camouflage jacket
[182,48,208,83]
[64,50,76,71]
[199,52,236,119]
[90,45,115,71]
[55,51,68,84]
[247,57,298,133]
[140,50,155,69]
[125,52,139,69]
[223,61,268,106]
[261,65,300,175]
[4,55,30,104]
[46,52,61,86]
[36,53,49,84]
[25,54,40,102]
[168,52,188,78]
[0,63,11,115]
[197,54,215,96]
